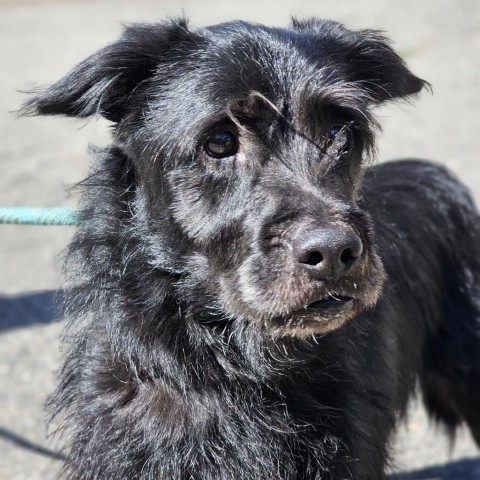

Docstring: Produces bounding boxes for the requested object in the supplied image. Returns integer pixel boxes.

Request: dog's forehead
[144,21,357,145]
[205,24,315,78]
[187,22,336,106]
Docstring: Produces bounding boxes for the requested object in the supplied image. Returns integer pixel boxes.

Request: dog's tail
[415,162,480,447]
[420,289,480,446]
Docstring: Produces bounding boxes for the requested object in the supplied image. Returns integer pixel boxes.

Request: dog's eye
[203,131,239,159]
[325,125,352,157]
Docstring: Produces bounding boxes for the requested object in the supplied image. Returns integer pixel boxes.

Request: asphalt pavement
[0,1,479,478]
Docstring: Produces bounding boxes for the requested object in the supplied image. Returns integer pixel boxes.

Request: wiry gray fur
[24,18,480,479]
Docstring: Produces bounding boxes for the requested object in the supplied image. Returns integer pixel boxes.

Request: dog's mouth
[304,295,354,312]
[270,294,356,336]
[265,293,357,337]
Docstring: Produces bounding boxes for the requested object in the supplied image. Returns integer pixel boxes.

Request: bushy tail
[419,174,480,446]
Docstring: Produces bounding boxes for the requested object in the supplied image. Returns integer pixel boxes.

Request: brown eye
[326,125,352,157]
[203,131,238,159]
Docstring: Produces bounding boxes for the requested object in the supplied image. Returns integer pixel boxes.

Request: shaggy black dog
[25,18,480,479]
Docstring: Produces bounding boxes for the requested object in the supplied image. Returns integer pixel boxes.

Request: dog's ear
[292,18,428,103]
[23,19,192,123]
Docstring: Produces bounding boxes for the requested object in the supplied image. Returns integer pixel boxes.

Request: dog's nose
[292,224,363,280]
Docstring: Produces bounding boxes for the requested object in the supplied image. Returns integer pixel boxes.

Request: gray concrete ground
[0,0,479,478]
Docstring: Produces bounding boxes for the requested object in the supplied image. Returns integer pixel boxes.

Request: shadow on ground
[0,290,62,330]
[390,458,480,479]
[0,426,66,461]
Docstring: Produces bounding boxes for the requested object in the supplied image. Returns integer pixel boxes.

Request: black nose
[292,224,363,280]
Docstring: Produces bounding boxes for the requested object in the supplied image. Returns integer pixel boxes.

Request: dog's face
[27,19,426,337]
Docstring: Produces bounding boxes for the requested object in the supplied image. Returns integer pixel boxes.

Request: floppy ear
[292,18,428,103]
[343,28,429,102]
[23,19,192,123]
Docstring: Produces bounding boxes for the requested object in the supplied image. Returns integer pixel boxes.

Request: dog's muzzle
[217,214,384,337]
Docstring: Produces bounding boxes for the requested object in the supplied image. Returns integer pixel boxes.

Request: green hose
[0,207,79,226]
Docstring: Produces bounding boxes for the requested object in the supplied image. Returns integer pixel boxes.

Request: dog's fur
[25,18,480,479]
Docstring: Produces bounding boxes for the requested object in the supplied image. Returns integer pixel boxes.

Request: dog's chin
[249,271,384,338]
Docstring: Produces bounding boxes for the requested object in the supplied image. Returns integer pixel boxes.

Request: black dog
[25,18,480,479]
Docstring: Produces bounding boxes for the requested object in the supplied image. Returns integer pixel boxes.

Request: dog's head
[26,19,426,338]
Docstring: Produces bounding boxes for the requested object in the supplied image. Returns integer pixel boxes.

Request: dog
[24,18,480,479]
